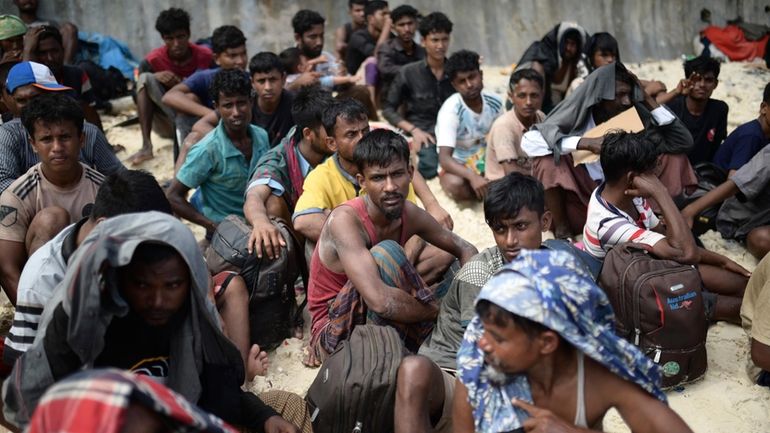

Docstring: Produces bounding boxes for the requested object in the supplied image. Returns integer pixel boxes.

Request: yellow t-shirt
[293,155,416,219]
[741,253,770,382]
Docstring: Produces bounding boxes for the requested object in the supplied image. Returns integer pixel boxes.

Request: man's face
[306,125,334,156]
[35,37,65,73]
[510,79,543,120]
[562,37,579,61]
[215,45,248,70]
[14,0,38,13]
[592,50,616,69]
[358,158,412,220]
[393,16,416,44]
[296,24,324,59]
[688,71,718,101]
[479,313,542,375]
[0,36,24,60]
[350,3,366,26]
[161,30,191,61]
[12,84,41,113]
[368,8,390,32]
[595,80,633,120]
[329,114,369,163]
[120,252,191,327]
[215,93,251,135]
[489,207,549,263]
[421,31,450,62]
[251,69,284,104]
[30,119,84,174]
[451,69,483,102]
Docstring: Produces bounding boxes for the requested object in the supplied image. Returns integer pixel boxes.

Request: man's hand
[680,206,696,229]
[469,174,490,200]
[264,415,301,433]
[425,201,454,230]
[721,257,752,278]
[644,80,667,96]
[675,77,693,96]
[22,26,44,61]
[625,173,666,199]
[512,399,579,433]
[410,127,436,149]
[577,136,603,154]
[154,70,181,88]
[291,71,321,88]
[247,218,286,260]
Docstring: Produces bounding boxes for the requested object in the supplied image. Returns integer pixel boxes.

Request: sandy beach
[4,58,767,432]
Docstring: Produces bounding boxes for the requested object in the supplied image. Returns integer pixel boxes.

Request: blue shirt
[177,121,270,223]
[182,68,249,109]
[713,119,768,171]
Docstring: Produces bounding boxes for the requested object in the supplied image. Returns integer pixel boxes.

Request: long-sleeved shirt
[376,37,425,84]
[382,59,454,133]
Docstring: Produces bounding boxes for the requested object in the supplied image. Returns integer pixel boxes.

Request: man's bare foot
[302,344,321,368]
[246,344,270,381]
[127,148,154,166]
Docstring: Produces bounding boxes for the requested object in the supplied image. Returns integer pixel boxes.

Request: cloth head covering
[5,61,71,94]
[457,249,665,433]
[530,62,645,162]
[3,211,243,426]
[28,369,238,433]
[0,15,26,41]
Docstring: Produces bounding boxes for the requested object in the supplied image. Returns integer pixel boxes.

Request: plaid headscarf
[28,369,238,433]
[457,249,665,433]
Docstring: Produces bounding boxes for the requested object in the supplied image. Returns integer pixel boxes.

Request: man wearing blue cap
[0,61,123,194]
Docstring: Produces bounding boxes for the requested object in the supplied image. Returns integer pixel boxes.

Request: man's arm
[293,212,328,243]
[165,180,217,233]
[161,82,214,119]
[376,41,401,78]
[751,338,770,372]
[411,170,453,229]
[438,147,489,199]
[407,203,478,265]
[191,110,220,137]
[0,240,25,305]
[0,128,24,194]
[325,208,437,322]
[334,25,348,61]
[244,184,286,260]
[451,381,476,433]
[607,370,693,433]
[382,69,408,127]
[84,123,125,176]
[681,179,738,228]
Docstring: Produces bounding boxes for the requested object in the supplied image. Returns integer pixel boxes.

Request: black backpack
[305,325,405,433]
[675,162,727,236]
[205,215,308,350]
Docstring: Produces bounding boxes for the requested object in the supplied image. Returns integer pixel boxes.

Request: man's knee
[26,207,70,252]
[439,173,473,200]
[397,355,435,392]
[747,227,770,259]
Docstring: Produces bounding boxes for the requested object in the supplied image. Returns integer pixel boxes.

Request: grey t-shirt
[716,143,770,240]
[419,247,504,370]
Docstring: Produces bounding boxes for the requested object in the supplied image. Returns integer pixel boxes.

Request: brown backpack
[598,243,708,388]
[305,325,405,433]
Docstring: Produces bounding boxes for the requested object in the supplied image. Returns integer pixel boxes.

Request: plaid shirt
[0,119,124,193]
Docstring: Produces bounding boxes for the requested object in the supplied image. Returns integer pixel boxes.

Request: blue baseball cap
[5,61,71,95]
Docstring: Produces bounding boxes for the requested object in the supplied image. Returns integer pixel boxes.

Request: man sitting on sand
[129,8,213,166]
[521,62,696,239]
[2,212,303,433]
[305,129,478,366]
[712,82,770,173]
[741,253,770,387]
[437,50,503,202]
[167,69,269,238]
[485,68,545,179]
[584,130,749,323]
[0,61,122,193]
[0,94,103,305]
[453,249,693,433]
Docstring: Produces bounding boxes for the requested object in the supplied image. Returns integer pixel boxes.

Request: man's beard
[301,44,323,59]
[380,193,404,220]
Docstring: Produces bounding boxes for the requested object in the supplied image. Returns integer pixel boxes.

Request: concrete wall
[1,0,769,65]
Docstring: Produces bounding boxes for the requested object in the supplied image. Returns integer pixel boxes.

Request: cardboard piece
[572,106,644,166]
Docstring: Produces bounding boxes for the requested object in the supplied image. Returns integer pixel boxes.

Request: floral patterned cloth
[457,249,666,433]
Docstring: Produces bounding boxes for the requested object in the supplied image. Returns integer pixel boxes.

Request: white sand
[4,59,768,431]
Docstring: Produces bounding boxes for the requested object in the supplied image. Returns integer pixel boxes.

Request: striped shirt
[0,119,124,193]
[583,184,665,259]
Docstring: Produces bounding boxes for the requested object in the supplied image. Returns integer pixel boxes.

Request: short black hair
[349,0,368,7]
[37,25,63,47]
[585,32,619,68]
[600,130,660,183]
[391,5,418,23]
[291,85,333,131]
[249,51,284,76]
[764,82,770,104]
[683,56,720,80]
[211,25,246,54]
[476,300,551,339]
[365,0,388,18]
[278,47,302,74]
[418,11,452,37]
[21,93,84,137]
[322,98,369,136]
[91,170,172,220]
[509,68,544,91]
[484,173,545,229]
[208,69,252,104]
[155,8,190,36]
[127,242,185,269]
[353,129,410,173]
[445,50,480,81]
[292,9,325,36]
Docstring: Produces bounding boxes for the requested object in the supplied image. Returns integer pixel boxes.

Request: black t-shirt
[666,95,728,165]
[346,28,377,74]
[252,90,295,147]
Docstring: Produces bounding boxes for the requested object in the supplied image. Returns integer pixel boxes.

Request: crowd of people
[0,1,767,432]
